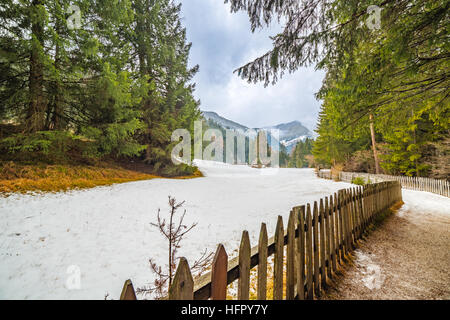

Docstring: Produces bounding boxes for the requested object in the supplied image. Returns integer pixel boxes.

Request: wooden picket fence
[317,170,449,198]
[317,169,333,180]
[120,180,402,300]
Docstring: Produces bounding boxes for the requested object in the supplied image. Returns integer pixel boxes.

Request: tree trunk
[26,0,46,133]
[369,113,381,174]
[50,9,63,131]
[133,0,148,77]
[412,110,419,177]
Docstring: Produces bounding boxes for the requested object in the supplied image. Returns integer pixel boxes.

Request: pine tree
[1,1,147,160]
[227,0,449,177]
[127,0,201,174]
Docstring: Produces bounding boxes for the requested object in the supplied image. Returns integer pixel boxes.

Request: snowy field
[0,161,448,299]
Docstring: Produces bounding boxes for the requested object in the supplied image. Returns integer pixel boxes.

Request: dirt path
[321,190,450,300]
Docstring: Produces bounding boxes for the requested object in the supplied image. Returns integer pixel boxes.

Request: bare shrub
[137,196,213,299]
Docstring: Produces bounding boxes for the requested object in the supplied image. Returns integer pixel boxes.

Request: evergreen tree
[228,0,449,177]
[289,138,314,168]
[128,0,201,175]
[1,0,201,174]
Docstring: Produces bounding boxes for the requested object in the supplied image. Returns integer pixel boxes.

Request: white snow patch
[280,135,308,148]
[400,189,450,218]
[354,250,385,290]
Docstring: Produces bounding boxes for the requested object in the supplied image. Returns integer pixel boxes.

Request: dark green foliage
[229,0,449,178]
[278,144,289,168]
[0,0,200,175]
[0,131,92,164]
[351,177,366,186]
[289,138,314,168]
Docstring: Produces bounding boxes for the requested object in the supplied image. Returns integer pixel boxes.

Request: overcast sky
[179,0,325,131]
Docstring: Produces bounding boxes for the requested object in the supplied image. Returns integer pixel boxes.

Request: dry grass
[226,252,288,300]
[0,161,202,195]
[331,163,344,181]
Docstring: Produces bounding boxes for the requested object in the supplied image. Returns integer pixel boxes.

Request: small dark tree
[137,196,213,298]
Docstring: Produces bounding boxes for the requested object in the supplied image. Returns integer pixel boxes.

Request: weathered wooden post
[337,191,344,265]
[211,244,228,300]
[238,231,251,300]
[325,197,332,279]
[169,258,194,300]
[257,223,268,300]
[341,190,349,256]
[273,216,284,300]
[120,279,137,300]
[305,204,313,300]
[296,206,306,300]
[286,210,296,300]
[330,195,338,273]
[319,199,327,289]
[313,201,320,297]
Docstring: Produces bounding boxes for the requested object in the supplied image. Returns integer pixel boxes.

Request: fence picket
[257,223,268,300]
[273,216,284,300]
[337,191,344,265]
[357,187,364,238]
[325,197,332,279]
[351,188,357,247]
[120,279,137,300]
[305,204,313,300]
[313,201,320,297]
[238,231,251,300]
[346,189,352,252]
[345,190,350,249]
[296,206,306,300]
[319,199,327,289]
[286,210,296,300]
[211,244,228,300]
[330,194,337,273]
[169,258,194,300]
[342,190,348,255]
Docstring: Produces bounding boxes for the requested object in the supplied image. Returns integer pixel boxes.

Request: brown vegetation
[0,161,202,194]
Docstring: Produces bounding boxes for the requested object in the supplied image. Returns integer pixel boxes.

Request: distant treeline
[288,138,314,169]
[203,118,290,167]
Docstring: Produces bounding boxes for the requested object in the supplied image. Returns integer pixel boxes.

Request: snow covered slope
[265,121,312,143]
[280,135,310,150]
[202,111,249,131]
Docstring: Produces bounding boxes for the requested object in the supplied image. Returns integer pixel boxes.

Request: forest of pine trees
[0,0,200,176]
[227,0,449,179]
[202,117,291,167]
[288,138,314,169]
[2,1,449,180]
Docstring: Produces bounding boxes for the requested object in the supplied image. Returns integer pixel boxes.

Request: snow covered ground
[399,189,450,219]
[0,161,448,299]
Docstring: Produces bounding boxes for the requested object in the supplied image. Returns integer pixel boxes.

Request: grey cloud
[180,0,324,131]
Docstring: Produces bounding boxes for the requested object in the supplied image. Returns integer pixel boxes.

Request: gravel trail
[322,190,450,300]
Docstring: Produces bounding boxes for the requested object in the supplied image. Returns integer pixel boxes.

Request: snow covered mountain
[202,111,313,152]
[202,111,249,132]
[264,121,312,151]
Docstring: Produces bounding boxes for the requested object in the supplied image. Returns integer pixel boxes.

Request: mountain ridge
[202,111,313,152]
